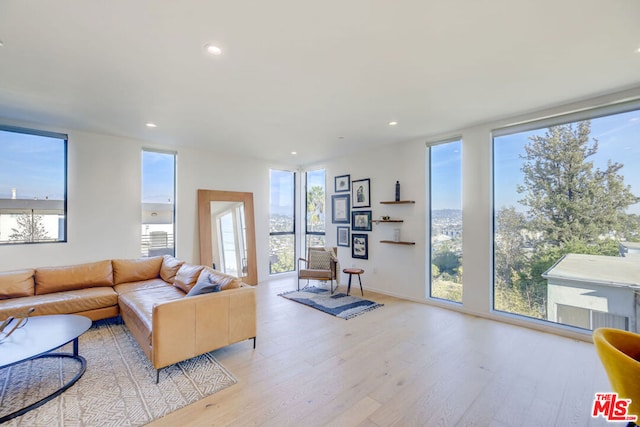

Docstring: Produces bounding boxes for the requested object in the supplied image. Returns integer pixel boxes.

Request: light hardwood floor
[149,277,612,426]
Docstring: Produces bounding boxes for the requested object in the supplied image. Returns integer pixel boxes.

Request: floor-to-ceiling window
[0,126,67,244]
[493,103,640,332]
[141,150,176,257]
[429,139,463,302]
[269,169,296,274]
[305,169,326,251]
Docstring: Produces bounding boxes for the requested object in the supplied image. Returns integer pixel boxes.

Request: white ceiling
[1,1,639,166]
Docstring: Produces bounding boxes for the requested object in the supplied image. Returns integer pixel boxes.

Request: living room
[1,1,640,425]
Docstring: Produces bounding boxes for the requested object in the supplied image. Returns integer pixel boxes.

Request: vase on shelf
[395,181,400,201]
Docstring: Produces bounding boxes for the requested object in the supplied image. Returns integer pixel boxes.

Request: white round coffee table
[0,314,92,422]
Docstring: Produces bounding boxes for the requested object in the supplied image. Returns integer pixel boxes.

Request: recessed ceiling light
[291,151,297,155]
[388,121,398,126]
[338,136,345,139]
[636,47,640,54]
[145,122,157,128]
[0,40,4,47]
[205,44,222,56]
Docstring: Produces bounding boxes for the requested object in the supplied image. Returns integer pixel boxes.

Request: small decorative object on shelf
[395,181,400,201]
[393,228,401,242]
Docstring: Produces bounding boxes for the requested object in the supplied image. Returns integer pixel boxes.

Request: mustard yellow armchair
[593,327,640,423]
[297,247,338,293]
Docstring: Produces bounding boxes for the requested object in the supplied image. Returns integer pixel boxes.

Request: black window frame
[269,169,296,274]
[0,124,68,245]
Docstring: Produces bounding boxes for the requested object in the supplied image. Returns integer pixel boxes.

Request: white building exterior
[0,199,65,243]
[543,253,640,332]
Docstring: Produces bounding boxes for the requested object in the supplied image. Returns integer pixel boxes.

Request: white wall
[323,140,427,299]
[0,123,274,281]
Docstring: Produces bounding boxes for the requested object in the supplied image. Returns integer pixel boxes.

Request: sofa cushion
[114,278,171,295]
[112,257,162,285]
[35,260,114,295]
[160,255,184,283]
[0,287,118,318]
[0,269,35,300]
[173,264,205,293]
[186,273,222,297]
[118,285,186,346]
[199,267,242,291]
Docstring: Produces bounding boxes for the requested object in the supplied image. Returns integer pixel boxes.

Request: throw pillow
[160,255,185,283]
[308,249,331,270]
[186,273,222,297]
[173,264,205,293]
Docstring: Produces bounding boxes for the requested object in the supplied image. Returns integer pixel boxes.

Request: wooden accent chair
[297,247,338,293]
[593,327,640,425]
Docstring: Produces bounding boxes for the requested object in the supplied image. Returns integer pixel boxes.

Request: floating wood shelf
[380,200,415,204]
[380,240,416,245]
[372,219,404,223]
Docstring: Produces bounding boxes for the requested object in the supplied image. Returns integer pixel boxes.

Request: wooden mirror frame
[198,189,258,285]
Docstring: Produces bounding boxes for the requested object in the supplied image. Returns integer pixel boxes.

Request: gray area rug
[0,318,237,426]
[279,287,383,319]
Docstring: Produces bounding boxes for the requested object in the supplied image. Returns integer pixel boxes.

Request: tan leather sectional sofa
[0,256,257,379]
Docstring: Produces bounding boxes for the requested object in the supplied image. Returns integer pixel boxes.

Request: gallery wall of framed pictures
[331,174,371,259]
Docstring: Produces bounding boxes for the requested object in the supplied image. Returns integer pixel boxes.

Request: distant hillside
[432,209,462,219]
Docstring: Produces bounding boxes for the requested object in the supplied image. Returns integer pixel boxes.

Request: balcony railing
[141,232,174,257]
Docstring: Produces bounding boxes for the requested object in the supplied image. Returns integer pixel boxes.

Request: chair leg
[156,369,160,384]
[252,336,256,349]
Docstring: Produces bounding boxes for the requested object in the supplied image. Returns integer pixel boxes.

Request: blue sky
[430,109,640,213]
[0,130,66,200]
[142,151,175,203]
[494,109,640,214]
[431,140,462,210]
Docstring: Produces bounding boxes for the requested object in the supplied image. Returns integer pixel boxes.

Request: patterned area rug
[0,318,237,426]
[279,287,383,319]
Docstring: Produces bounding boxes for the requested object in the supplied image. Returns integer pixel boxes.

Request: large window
[269,169,295,274]
[493,104,640,332]
[429,139,463,302]
[141,150,175,257]
[0,126,67,244]
[305,169,326,250]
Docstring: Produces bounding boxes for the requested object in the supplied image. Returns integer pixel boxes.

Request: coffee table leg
[0,353,87,423]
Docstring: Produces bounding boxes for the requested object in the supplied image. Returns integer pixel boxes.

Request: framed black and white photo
[331,194,350,224]
[352,178,371,208]
[351,210,372,231]
[334,174,350,193]
[337,226,350,247]
[352,233,368,259]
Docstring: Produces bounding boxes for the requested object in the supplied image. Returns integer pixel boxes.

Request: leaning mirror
[198,190,257,285]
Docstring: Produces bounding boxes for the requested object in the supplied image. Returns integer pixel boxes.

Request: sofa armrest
[151,285,256,369]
